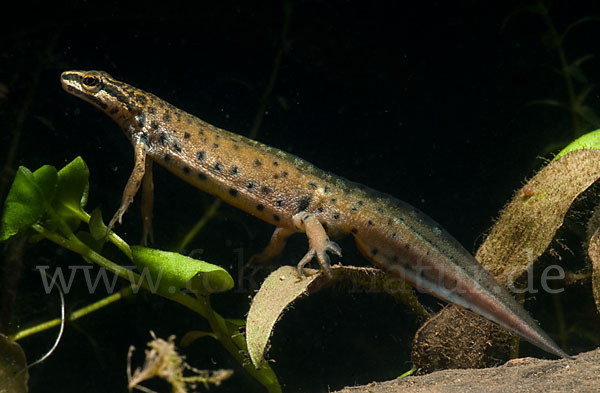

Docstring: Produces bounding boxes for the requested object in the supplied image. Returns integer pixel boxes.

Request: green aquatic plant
[514,0,600,139]
[0,157,281,393]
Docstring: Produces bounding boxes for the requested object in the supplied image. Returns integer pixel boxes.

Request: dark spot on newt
[282,171,288,177]
[158,133,167,146]
[254,159,262,167]
[276,198,284,207]
[273,174,279,179]
[213,143,219,148]
[261,186,271,194]
[351,227,358,234]
[387,219,392,226]
[164,154,171,162]
[317,207,324,213]
[404,244,410,250]
[151,120,159,129]
[351,207,358,212]
[136,113,146,128]
[256,204,264,211]
[371,248,378,255]
[163,113,171,122]
[139,134,150,147]
[229,188,238,197]
[148,106,156,114]
[214,163,223,172]
[273,161,279,166]
[367,220,373,226]
[297,195,312,212]
[233,144,240,150]
[273,214,280,221]
[392,255,399,262]
[391,233,397,238]
[196,151,205,162]
[230,166,238,176]
[322,222,328,230]
[332,213,340,220]
[110,107,119,115]
[173,142,182,152]
[183,132,190,139]
[308,182,318,189]
[135,94,147,105]
[324,186,330,193]
[330,198,337,203]
[376,207,385,214]
[182,166,190,174]
[246,182,255,190]
[358,200,364,206]
[198,172,207,180]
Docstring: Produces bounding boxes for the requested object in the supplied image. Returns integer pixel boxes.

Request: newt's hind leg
[246,227,295,269]
[293,213,342,277]
[140,159,154,245]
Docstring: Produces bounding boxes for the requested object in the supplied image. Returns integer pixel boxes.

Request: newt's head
[61,70,146,130]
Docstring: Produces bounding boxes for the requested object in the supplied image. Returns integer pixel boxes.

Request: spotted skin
[60,70,570,359]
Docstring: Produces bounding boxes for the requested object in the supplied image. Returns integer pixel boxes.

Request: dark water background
[1,1,600,392]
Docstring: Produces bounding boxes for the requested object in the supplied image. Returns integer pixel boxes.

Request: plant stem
[10,286,133,341]
[176,199,221,252]
[198,296,282,393]
[25,222,279,391]
[538,0,581,137]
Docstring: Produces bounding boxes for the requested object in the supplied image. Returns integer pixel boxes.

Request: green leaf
[89,208,108,241]
[397,368,416,379]
[131,246,234,297]
[554,128,600,160]
[76,230,104,255]
[32,165,58,203]
[52,157,89,228]
[526,98,565,109]
[571,53,595,68]
[0,166,56,241]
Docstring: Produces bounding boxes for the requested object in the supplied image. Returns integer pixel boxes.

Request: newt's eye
[81,74,103,92]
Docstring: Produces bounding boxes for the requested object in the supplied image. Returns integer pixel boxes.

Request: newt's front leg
[107,138,147,234]
[293,213,342,277]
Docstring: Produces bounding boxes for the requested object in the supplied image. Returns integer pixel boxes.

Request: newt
[61,70,571,359]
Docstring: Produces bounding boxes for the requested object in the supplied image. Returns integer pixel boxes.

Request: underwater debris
[127,331,233,393]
